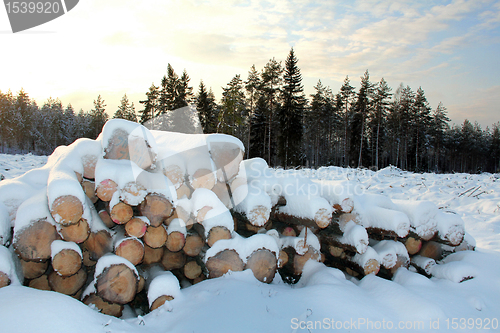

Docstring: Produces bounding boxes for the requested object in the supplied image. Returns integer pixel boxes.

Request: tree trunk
[139,194,173,227]
[205,249,244,279]
[50,195,83,226]
[14,219,60,261]
[59,219,90,243]
[96,263,138,304]
[48,267,86,296]
[246,249,277,283]
[52,248,82,277]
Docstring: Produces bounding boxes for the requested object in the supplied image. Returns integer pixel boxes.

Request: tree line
[1,48,499,173]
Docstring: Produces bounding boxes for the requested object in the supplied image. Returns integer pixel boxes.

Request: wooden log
[115,237,144,266]
[82,230,113,261]
[162,164,185,189]
[151,295,174,311]
[82,250,97,267]
[103,127,156,170]
[139,194,173,227]
[403,235,422,255]
[48,268,86,295]
[20,259,48,280]
[410,255,435,278]
[246,249,277,283]
[96,179,118,202]
[14,220,60,262]
[58,219,90,244]
[110,201,134,225]
[325,246,380,277]
[166,219,186,252]
[51,195,84,226]
[205,249,244,279]
[125,217,148,238]
[317,222,368,255]
[183,232,204,257]
[190,168,216,190]
[278,250,289,268]
[207,226,231,248]
[273,211,325,231]
[292,246,320,276]
[81,154,98,180]
[183,260,202,280]
[209,141,243,182]
[418,241,444,261]
[82,180,98,204]
[0,272,10,288]
[52,247,82,277]
[161,248,186,271]
[28,274,51,290]
[147,269,180,311]
[98,209,116,230]
[143,244,164,265]
[211,182,231,208]
[377,254,410,280]
[96,263,138,305]
[143,225,167,249]
[82,293,124,317]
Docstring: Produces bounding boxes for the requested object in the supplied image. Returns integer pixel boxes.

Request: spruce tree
[139,84,159,124]
[114,94,137,122]
[278,48,306,167]
[351,70,373,167]
[174,70,193,109]
[245,65,261,158]
[370,78,392,169]
[89,95,108,139]
[339,76,355,166]
[196,81,217,133]
[219,75,246,138]
[430,102,450,172]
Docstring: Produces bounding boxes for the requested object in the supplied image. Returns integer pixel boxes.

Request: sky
[1,0,499,128]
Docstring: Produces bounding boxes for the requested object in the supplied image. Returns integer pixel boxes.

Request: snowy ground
[0,154,499,333]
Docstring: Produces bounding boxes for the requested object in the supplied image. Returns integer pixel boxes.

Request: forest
[1,48,499,173]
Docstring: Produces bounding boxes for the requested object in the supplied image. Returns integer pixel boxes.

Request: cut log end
[314,208,332,229]
[161,248,186,271]
[83,293,124,317]
[207,226,232,247]
[20,259,49,280]
[52,248,82,277]
[51,195,83,226]
[206,249,244,279]
[247,205,270,227]
[0,272,10,288]
[191,169,216,190]
[115,238,144,266]
[125,217,148,238]
[150,295,174,311]
[143,244,164,265]
[405,237,422,255]
[143,225,167,249]
[110,202,134,225]
[48,268,86,296]
[140,194,173,227]
[28,274,51,291]
[246,249,277,283]
[183,233,204,257]
[59,219,90,244]
[96,263,138,305]
[363,259,380,276]
[14,220,60,261]
[96,179,118,202]
[166,231,186,252]
[184,260,202,280]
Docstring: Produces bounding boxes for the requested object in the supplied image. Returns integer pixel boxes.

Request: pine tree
[491,122,500,172]
[411,87,432,171]
[261,58,283,166]
[174,70,193,110]
[370,78,392,170]
[351,70,373,167]
[278,48,306,167]
[219,75,247,138]
[245,65,261,158]
[430,102,450,172]
[196,81,217,133]
[249,95,267,158]
[139,84,159,124]
[89,95,108,139]
[339,76,355,167]
[114,94,137,122]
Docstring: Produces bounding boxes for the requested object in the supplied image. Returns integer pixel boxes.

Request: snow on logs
[0,118,476,316]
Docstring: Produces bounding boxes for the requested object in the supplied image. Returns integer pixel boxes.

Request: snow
[50,240,82,260]
[166,218,187,236]
[0,156,500,332]
[13,188,56,240]
[147,270,182,308]
[340,221,369,254]
[94,253,139,281]
[372,240,409,269]
[191,188,234,237]
[232,182,272,226]
[0,202,10,246]
[279,228,321,255]
[0,245,21,285]
[392,199,438,240]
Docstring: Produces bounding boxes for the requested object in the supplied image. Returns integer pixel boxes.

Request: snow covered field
[0,154,499,333]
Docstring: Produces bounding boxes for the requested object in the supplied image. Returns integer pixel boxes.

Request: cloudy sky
[1,0,499,127]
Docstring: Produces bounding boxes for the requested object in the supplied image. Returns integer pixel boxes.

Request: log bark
[115,238,144,266]
[273,211,327,231]
[58,219,90,244]
[83,293,124,317]
[125,217,148,238]
[96,263,138,304]
[246,249,277,283]
[143,244,163,265]
[20,259,48,280]
[205,249,244,279]
[14,219,60,261]
[139,194,173,227]
[52,248,82,277]
[82,180,98,203]
[183,232,204,257]
[51,195,83,226]
[110,201,133,225]
[143,225,167,249]
[48,267,86,295]
[161,248,186,271]
[96,179,118,202]
[28,274,51,290]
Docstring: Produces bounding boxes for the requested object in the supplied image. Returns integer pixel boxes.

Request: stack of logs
[0,119,473,318]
